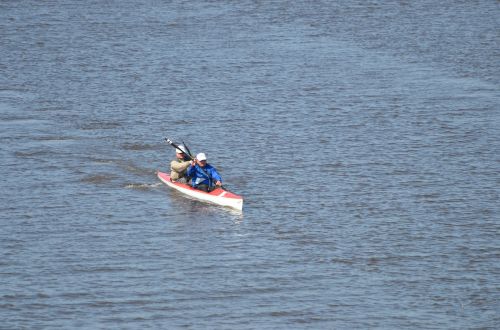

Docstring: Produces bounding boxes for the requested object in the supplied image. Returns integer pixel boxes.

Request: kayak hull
[157,171,243,211]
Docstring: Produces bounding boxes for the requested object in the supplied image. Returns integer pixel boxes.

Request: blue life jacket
[186,163,222,188]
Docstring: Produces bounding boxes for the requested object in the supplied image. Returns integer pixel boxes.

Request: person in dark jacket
[186,153,222,192]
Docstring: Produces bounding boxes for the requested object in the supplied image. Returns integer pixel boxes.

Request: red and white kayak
[157,171,243,211]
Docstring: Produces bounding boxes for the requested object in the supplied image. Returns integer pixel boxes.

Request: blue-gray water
[1,1,499,328]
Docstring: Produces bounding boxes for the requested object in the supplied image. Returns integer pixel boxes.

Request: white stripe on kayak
[219,191,227,197]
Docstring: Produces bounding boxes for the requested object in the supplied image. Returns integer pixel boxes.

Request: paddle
[165,138,194,161]
[164,137,220,190]
[182,140,194,158]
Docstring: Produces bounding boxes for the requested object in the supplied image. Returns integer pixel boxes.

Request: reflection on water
[165,188,244,218]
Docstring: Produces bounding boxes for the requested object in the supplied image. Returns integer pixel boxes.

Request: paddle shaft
[165,138,194,161]
[182,140,193,158]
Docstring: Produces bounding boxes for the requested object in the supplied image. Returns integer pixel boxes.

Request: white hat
[196,153,207,161]
[176,145,186,154]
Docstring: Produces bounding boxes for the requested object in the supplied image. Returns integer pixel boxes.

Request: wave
[124,182,162,191]
[80,174,116,184]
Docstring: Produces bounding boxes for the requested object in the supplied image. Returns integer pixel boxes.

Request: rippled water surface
[1,1,499,328]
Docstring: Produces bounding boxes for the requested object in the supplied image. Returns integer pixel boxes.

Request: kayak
[157,171,243,211]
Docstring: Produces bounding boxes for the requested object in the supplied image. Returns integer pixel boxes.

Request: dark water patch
[14,150,53,158]
[323,162,344,172]
[0,88,32,100]
[116,161,156,176]
[79,121,122,130]
[121,142,158,151]
[88,157,120,165]
[170,120,192,125]
[59,292,95,300]
[80,174,117,185]
[33,136,76,141]
[330,258,355,265]
[70,265,130,274]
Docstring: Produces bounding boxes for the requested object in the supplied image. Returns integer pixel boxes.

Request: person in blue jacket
[186,152,222,192]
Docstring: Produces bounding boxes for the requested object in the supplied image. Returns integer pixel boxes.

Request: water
[1,1,499,328]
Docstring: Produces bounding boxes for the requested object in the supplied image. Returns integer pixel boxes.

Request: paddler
[170,145,191,183]
[186,153,222,192]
